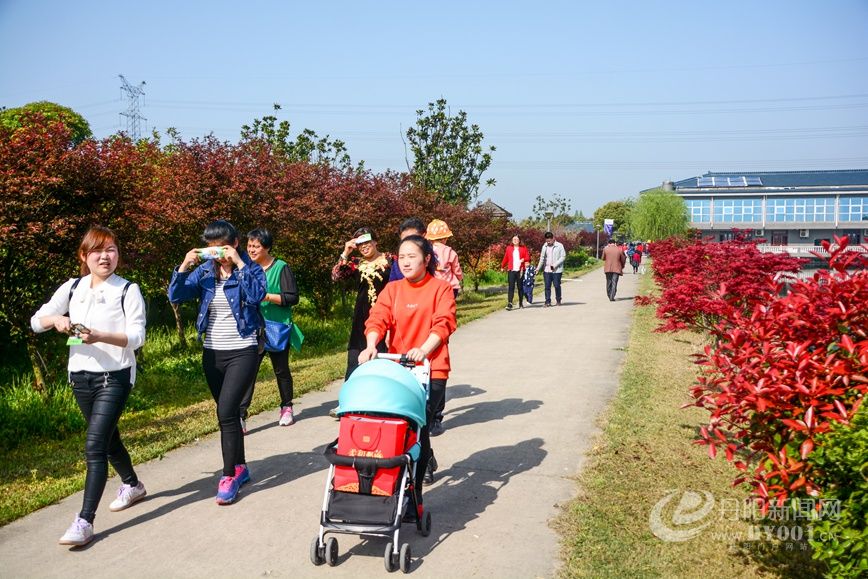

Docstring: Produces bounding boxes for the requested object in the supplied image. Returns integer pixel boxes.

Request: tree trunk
[171,302,187,348]
[26,335,46,393]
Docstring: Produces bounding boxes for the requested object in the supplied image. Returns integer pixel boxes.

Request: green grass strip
[556,272,779,578]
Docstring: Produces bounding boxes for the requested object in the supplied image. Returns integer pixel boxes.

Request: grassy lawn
[556,271,822,578]
[0,261,598,526]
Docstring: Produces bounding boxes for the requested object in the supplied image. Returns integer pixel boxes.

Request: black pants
[507,270,523,306]
[239,346,294,419]
[416,378,447,492]
[202,347,259,476]
[543,271,563,304]
[344,341,387,382]
[606,272,621,301]
[70,368,138,524]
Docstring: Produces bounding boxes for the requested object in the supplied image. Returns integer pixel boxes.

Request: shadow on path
[443,397,543,431]
[336,438,547,571]
[91,443,330,546]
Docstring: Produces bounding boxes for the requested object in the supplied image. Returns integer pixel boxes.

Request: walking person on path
[500,234,531,310]
[602,238,627,301]
[168,220,266,505]
[358,234,457,488]
[425,218,463,300]
[536,231,566,307]
[425,218,462,435]
[332,226,392,385]
[239,228,300,430]
[31,226,147,546]
[630,248,642,274]
[389,217,427,281]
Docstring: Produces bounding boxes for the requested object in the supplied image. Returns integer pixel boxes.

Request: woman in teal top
[240,228,300,428]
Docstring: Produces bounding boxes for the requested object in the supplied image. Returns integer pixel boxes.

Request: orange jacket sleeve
[364,281,395,339]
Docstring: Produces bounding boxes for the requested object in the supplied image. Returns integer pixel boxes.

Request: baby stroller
[311,353,432,573]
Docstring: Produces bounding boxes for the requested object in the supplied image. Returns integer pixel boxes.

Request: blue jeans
[543,271,562,304]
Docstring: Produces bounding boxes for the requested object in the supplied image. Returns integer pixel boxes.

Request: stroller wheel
[384,542,398,572]
[417,509,432,537]
[325,536,339,567]
[399,542,412,573]
[310,536,325,566]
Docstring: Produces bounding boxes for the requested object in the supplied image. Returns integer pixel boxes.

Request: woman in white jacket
[31,226,147,547]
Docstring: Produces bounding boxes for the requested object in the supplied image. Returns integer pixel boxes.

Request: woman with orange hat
[425,219,463,300]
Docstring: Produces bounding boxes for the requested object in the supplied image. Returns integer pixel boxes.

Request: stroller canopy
[338,359,427,427]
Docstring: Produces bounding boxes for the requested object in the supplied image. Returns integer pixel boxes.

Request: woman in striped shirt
[168,220,266,505]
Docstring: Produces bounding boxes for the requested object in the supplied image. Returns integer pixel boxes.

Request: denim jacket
[168,252,266,339]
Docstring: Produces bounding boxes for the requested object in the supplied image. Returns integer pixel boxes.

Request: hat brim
[426,231,453,240]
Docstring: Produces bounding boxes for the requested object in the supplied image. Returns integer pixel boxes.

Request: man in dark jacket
[602,239,627,301]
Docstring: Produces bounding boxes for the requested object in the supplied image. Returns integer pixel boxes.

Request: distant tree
[532,194,573,230]
[593,199,634,239]
[404,98,496,206]
[239,105,358,172]
[630,188,689,241]
[0,101,92,146]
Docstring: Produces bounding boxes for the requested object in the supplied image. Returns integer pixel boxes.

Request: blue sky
[1,0,867,218]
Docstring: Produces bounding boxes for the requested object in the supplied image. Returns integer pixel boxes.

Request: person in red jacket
[359,235,457,491]
[500,234,531,310]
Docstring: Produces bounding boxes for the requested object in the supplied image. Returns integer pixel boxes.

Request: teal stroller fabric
[337,359,427,428]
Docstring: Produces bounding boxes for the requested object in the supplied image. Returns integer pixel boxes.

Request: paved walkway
[0,268,640,578]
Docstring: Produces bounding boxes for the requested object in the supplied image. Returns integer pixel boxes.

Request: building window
[766,197,835,222]
[686,199,711,223]
[712,198,762,223]
[839,196,868,223]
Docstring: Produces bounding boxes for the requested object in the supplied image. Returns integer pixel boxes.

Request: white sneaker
[278,406,294,426]
[59,516,93,546]
[109,481,147,511]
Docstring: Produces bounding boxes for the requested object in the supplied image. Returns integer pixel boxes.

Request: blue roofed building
[656,169,868,245]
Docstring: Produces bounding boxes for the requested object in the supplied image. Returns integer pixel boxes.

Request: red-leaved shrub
[649,235,803,333]
[689,238,868,509]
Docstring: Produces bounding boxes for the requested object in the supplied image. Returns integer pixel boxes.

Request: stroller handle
[375,352,430,371]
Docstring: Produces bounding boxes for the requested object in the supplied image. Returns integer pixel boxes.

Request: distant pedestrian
[602,238,627,301]
[426,219,463,300]
[239,228,300,430]
[389,217,427,281]
[630,248,642,274]
[169,220,266,505]
[500,234,530,310]
[536,231,566,306]
[522,264,537,304]
[31,226,147,546]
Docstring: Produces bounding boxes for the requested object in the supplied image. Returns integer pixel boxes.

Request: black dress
[332,254,392,378]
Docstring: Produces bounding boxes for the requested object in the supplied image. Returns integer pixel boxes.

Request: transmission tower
[118,74,147,140]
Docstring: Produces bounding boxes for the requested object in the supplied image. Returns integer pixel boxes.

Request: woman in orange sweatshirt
[359,234,457,492]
